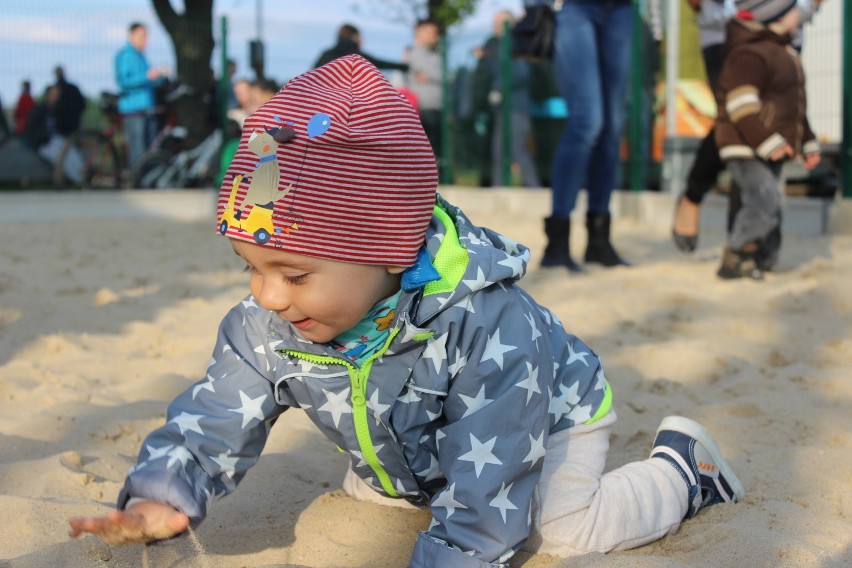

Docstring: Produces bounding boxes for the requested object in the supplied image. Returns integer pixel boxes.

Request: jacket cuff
[755,133,788,161]
[802,139,820,156]
[409,533,508,568]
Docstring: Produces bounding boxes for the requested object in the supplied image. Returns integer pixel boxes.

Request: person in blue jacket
[115,22,167,166]
[68,55,744,567]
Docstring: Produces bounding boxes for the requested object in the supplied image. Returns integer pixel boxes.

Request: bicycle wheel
[128,149,174,189]
[54,129,122,189]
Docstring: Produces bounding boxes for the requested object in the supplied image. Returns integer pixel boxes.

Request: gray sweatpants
[342,411,687,557]
[727,159,785,250]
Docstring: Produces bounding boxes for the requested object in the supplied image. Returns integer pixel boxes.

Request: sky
[0,0,523,106]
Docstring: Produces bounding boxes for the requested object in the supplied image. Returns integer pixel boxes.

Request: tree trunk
[152,0,215,145]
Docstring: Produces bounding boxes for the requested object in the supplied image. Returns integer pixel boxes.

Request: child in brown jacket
[714,0,821,279]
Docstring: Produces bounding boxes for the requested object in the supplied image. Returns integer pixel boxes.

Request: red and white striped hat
[217,55,438,266]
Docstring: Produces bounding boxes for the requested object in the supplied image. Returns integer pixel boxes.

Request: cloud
[0,17,84,45]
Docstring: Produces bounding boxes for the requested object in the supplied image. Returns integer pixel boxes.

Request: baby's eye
[284,274,308,285]
[242,264,257,274]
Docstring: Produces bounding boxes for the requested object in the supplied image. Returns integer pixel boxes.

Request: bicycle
[53,84,191,190]
[128,126,223,189]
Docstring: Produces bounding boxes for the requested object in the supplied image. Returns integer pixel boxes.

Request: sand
[0,189,850,568]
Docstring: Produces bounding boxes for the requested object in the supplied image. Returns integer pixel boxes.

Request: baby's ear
[386,266,407,275]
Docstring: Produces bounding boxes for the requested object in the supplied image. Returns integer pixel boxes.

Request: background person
[542,0,634,273]
[714,0,820,279]
[313,23,408,72]
[407,19,443,160]
[13,80,36,136]
[115,22,167,166]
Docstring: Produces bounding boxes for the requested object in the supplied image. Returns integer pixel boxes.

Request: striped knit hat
[736,0,797,23]
[217,55,438,266]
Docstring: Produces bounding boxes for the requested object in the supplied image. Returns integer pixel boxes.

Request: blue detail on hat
[307,113,332,138]
[401,247,441,291]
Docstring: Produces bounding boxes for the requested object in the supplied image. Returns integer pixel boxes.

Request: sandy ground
[0,190,850,568]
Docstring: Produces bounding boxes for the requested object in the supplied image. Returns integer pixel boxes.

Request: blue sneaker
[650,416,745,519]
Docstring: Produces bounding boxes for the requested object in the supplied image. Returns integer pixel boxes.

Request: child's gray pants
[342,411,688,557]
[727,158,785,250]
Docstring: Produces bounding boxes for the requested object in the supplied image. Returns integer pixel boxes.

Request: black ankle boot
[584,212,629,267]
[541,216,582,272]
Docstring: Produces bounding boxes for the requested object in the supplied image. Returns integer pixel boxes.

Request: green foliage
[351,0,479,31]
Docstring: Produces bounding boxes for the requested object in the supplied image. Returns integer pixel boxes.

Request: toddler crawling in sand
[69,55,744,567]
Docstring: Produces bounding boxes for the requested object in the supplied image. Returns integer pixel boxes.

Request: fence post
[628,0,645,191]
[440,34,453,185]
[843,0,852,197]
[500,20,513,186]
[219,16,229,133]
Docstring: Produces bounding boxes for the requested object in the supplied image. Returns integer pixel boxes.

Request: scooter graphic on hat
[219,113,330,245]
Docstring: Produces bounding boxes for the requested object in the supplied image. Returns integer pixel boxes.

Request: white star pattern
[145,444,174,461]
[253,344,272,372]
[192,374,216,400]
[449,296,476,314]
[568,403,593,424]
[414,453,442,482]
[481,329,516,370]
[550,381,581,424]
[432,483,468,518]
[524,312,543,343]
[228,390,268,429]
[497,255,525,278]
[522,431,547,469]
[447,348,468,378]
[421,332,449,373]
[351,445,385,468]
[397,386,423,405]
[166,446,193,469]
[515,361,541,405]
[461,267,490,292]
[171,412,205,436]
[594,367,607,391]
[458,385,493,418]
[489,482,518,523]
[367,389,391,426]
[458,433,502,477]
[299,359,328,373]
[399,320,425,345]
[317,387,352,427]
[211,451,239,478]
[565,341,590,367]
[241,297,258,311]
[496,234,521,255]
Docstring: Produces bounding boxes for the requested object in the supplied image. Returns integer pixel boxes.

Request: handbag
[511,3,556,60]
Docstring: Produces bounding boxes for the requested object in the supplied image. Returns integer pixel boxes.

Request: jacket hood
[409,194,531,324]
[726,18,791,51]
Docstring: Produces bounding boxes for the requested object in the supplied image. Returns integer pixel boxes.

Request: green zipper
[284,327,402,497]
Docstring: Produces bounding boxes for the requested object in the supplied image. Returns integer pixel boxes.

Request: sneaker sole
[657,416,746,499]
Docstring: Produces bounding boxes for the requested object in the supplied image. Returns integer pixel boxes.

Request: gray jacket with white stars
[119,195,610,567]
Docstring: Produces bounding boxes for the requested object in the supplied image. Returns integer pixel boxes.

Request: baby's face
[231,239,405,344]
[770,6,800,35]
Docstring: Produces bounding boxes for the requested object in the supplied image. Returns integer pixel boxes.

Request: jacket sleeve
[718,50,788,160]
[117,298,287,526]
[115,48,152,92]
[409,285,562,567]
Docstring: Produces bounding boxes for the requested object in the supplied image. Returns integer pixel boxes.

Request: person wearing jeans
[115,22,166,168]
[542,0,634,272]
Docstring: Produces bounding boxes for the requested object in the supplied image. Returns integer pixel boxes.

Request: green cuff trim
[585,380,613,425]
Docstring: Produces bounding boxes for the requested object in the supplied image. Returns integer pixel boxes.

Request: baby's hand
[68,500,189,545]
